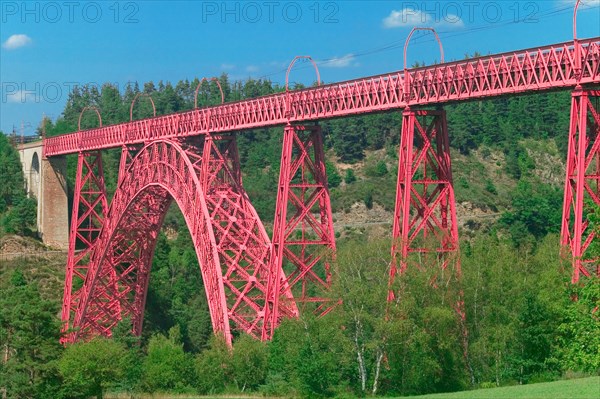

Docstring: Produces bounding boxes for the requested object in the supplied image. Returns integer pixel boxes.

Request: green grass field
[106,376,599,399]
[394,376,600,399]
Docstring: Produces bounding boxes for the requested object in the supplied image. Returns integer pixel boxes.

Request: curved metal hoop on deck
[403,27,444,101]
[194,77,225,108]
[573,0,585,82]
[78,106,103,131]
[285,55,321,92]
[573,0,583,41]
[130,93,156,121]
[403,27,445,71]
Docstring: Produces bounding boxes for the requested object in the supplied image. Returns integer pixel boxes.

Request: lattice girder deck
[45,39,600,157]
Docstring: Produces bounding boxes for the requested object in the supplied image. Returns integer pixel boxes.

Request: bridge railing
[44,38,599,158]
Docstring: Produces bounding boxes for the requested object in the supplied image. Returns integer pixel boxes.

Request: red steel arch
[50,13,599,347]
[65,139,278,345]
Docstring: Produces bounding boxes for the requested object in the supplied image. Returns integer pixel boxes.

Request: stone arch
[29,151,40,198]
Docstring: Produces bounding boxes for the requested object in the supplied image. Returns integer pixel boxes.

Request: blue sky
[1,0,599,135]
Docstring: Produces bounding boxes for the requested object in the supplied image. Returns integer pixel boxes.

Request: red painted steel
[52,32,600,346]
[263,124,337,340]
[389,108,460,299]
[78,106,103,132]
[200,134,298,338]
[44,38,600,158]
[388,107,470,378]
[403,27,445,70]
[67,139,232,343]
[404,27,444,104]
[285,56,321,90]
[63,138,297,344]
[61,109,109,342]
[61,150,109,342]
[561,89,600,283]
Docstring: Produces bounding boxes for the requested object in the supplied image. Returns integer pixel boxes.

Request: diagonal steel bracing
[44,39,599,157]
[389,108,460,289]
[263,124,336,340]
[62,138,294,345]
[561,89,600,282]
[61,150,109,343]
[55,32,600,348]
[200,134,297,338]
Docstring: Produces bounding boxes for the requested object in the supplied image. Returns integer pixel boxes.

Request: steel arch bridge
[44,8,599,345]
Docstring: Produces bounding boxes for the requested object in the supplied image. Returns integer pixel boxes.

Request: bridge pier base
[39,156,69,249]
[389,107,472,381]
[561,89,600,283]
[18,142,69,249]
[389,107,460,296]
[263,124,336,340]
[62,150,108,343]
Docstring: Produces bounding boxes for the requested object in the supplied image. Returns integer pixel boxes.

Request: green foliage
[344,168,357,184]
[140,326,195,393]
[447,92,570,155]
[365,158,389,178]
[110,318,143,393]
[331,239,391,395]
[383,261,468,396]
[144,227,212,352]
[0,134,26,210]
[59,338,127,399]
[326,161,342,188]
[331,173,397,213]
[324,117,365,162]
[364,189,373,209]
[499,179,562,246]
[485,180,498,194]
[462,235,567,386]
[9,77,592,399]
[0,133,33,237]
[503,144,535,180]
[2,197,37,236]
[194,334,232,394]
[231,334,268,391]
[266,316,353,398]
[0,273,63,398]
[556,279,600,373]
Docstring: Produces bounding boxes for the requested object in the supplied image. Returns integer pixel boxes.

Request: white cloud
[562,0,600,7]
[6,90,37,103]
[383,8,463,29]
[2,34,32,50]
[579,0,600,8]
[220,63,235,70]
[322,54,357,68]
[246,65,259,73]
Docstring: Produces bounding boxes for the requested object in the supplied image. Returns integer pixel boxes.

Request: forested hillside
[0,75,598,398]
[0,134,37,236]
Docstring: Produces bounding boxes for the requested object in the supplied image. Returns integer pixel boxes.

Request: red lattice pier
[46,34,599,345]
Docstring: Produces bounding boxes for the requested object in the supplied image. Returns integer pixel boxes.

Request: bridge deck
[44,38,600,157]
